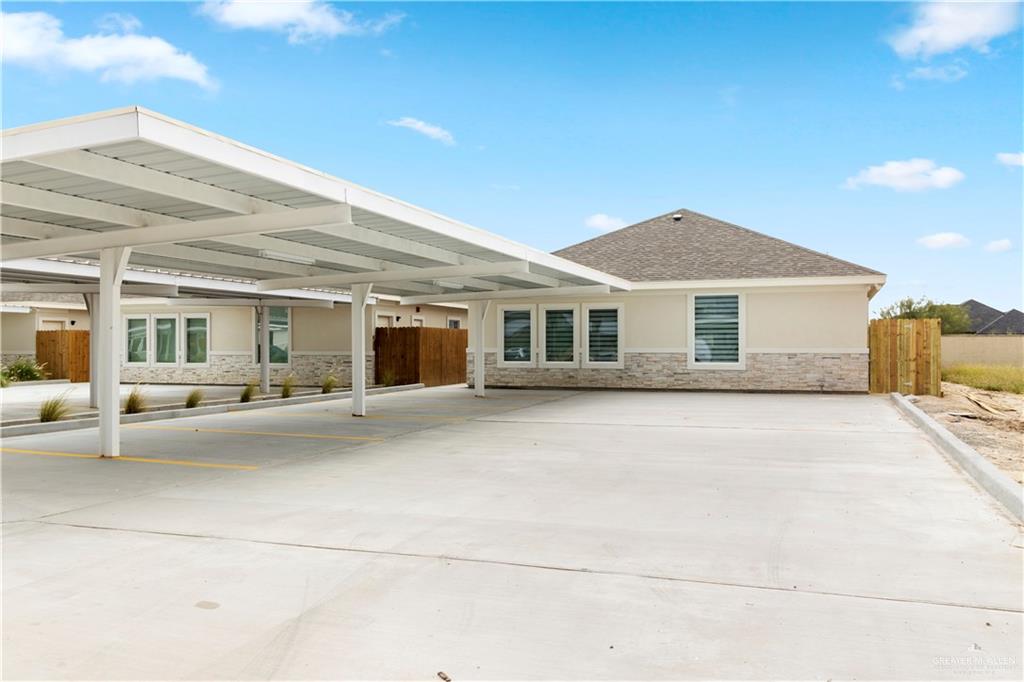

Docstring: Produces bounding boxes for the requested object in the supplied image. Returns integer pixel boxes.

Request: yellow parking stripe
[0,447,258,471]
[124,424,385,442]
[269,412,467,422]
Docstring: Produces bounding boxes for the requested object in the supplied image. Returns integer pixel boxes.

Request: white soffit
[1,107,631,299]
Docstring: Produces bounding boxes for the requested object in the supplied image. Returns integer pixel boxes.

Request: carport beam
[469,300,491,397]
[259,305,270,394]
[98,247,131,457]
[351,283,372,416]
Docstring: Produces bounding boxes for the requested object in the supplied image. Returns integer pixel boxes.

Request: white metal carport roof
[0,106,628,457]
[0,106,630,298]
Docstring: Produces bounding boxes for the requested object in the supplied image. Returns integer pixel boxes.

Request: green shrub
[281,374,296,399]
[942,364,1024,394]
[185,388,205,409]
[240,380,259,403]
[0,368,9,388]
[39,391,72,422]
[379,368,397,387]
[321,374,338,394]
[124,384,147,414]
[6,358,47,382]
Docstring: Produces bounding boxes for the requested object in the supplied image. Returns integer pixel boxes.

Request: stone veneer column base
[467,352,868,393]
[120,353,374,387]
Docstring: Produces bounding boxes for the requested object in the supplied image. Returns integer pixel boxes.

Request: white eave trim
[628,275,887,291]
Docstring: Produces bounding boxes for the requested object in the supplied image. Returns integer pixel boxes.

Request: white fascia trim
[1,107,140,161]
[2,259,355,303]
[747,347,870,354]
[631,275,886,291]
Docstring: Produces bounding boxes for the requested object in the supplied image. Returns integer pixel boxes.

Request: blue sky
[3,1,1021,312]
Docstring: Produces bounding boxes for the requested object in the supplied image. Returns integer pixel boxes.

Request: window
[497,305,535,366]
[690,294,743,368]
[185,315,209,365]
[446,318,461,330]
[583,304,623,368]
[255,307,290,364]
[376,314,394,328]
[411,316,425,328]
[539,304,578,367]
[153,316,178,364]
[125,316,148,364]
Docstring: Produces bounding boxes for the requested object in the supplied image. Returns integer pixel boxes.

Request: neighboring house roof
[553,209,883,282]
[977,309,1024,335]
[960,299,1005,333]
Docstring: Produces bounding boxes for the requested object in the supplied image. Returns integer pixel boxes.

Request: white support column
[350,283,373,416]
[469,300,491,398]
[259,305,271,394]
[98,246,131,457]
[83,293,99,408]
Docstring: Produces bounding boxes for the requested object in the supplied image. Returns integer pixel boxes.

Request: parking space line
[0,447,258,471]
[266,412,469,422]
[124,424,386,442]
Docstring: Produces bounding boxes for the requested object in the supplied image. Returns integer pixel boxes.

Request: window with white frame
[446,318,461,330]
[498,305,535,366]
[184,314,209,365]
[153,315,178,364]
[691,294,742,367]
[583,303,623,368]
[411,316,425,328]
[124,315,149,365]
[255,307,290,364]
[540,304,578,367]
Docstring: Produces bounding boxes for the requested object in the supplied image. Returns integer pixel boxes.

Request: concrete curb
[1,379,71,387]
[891,392,1023,523]
[0,384,425,439]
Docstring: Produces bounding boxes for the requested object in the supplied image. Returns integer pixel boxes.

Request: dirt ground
[913,382,1023,486]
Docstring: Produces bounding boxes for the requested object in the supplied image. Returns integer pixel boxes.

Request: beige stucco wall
[475,286,870,351]
[942,335,1024,368]
[1,312,37,353]
[374,302,467,329]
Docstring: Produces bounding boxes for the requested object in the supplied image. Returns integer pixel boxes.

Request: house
[960,300,1024,335]
[468,210,886,392]
[0,295,467,385]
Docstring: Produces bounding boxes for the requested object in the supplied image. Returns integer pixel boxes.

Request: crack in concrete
[35,518,1023,616]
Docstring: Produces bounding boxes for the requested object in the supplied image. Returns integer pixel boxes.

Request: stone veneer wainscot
[121,353,374,387]
[467,351,867,393]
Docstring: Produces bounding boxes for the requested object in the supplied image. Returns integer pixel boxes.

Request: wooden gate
[35,330,90,382]
[868,318,941,396]
[374,327,468,387]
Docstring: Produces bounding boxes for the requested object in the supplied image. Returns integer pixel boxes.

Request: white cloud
[888,2,1021,59]
[584,214,627,231]
[200,1,404,44]
[917,232,971,249]
[996,151,1024,167]
[844,158,965,191]
[387,117,455,146]
[909,62,969,82]
[1,11,214,89]
[984,238,1013,252]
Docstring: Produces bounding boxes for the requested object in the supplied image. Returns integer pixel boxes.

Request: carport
[1,106,629,456]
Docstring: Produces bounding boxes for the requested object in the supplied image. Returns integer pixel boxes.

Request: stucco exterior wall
[374,302,467,329]
[1,312,37,355]
[469,284,872,392]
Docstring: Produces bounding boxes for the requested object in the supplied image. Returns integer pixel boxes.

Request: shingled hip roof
[553,209,884,283]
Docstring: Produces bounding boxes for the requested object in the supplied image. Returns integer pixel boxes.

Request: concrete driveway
[2,387,1021,679]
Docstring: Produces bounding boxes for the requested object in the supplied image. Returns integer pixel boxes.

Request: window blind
[545,309,574,362]
[693,295,739,363]
[587,308,619,363]
[503,310,532,362]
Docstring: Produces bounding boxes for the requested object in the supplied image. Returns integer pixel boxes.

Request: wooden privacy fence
[35,330,90,382]
[868,318,941,396]
[374,327,468,387]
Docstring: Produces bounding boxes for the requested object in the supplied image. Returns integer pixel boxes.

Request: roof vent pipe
[672,214,683,221]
